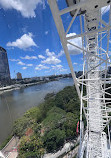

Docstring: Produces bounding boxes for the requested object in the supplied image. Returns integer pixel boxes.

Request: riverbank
[1,136,19,158]
[0,78,74,145]
[11,85,80,157]
[0,78,67,95]
[0,83,80,157]
[0,81,45,94]
[0,136,79,158]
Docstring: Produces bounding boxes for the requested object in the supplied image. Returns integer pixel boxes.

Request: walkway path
[1,136,19,158]
[63,146,79,158]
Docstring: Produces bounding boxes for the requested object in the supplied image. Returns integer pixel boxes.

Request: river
[0,78,73,145]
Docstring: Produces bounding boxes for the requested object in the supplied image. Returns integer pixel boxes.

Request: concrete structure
[0,151,5,158]
[48,0,111,157]
[1,136,19,158]
[0,47,10,85]
[17,72,22,80]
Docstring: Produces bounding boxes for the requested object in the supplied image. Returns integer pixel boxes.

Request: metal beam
[48,0,81,99]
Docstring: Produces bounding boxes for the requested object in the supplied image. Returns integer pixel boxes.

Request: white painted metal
[48,0,111,157]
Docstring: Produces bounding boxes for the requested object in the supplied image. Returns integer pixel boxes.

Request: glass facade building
[0,47,10,85]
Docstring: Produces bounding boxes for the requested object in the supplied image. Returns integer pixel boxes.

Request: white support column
[48,0,111,157]
[48,0,81,99]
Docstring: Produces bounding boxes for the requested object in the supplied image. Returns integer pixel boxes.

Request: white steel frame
[48,0,111,158]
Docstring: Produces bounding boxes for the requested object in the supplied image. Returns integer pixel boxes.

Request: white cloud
[22,26,28,33]
[42,56,61,65]
[17,61,25,65]
[41,49,61,64]
[51,64,68,72]
[45,31,48,35]
[67,33,82,55]
[73,62,77,65]
[0,0,45,18]
[21,55,37,60]
[9,59,20,62]
[101,5,110,15]
[7,33,37,50]
[59,68,68,72]
[51,64,63,70]
[58,50,64,57]
[45,70,51,73]
[22,67,27,70]
[27,64,33,67]
[38,55,45,59]
[35,64,49,70]
[46,49,55,57]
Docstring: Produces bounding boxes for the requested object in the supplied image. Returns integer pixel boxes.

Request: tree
[43,129,66,153]
[64,98,80,113]
[24,107,43,122]
[13,116,34,137]
[42,106,66,131]
[62,112,79,139]
[55,86,79,110]
[18,135,44,158]
[12,85,81,156]
[44,92,55,100]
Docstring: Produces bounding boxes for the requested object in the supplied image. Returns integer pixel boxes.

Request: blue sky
[0,0,109,78]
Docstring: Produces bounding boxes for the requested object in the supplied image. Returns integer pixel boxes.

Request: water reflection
[0,78,73,144]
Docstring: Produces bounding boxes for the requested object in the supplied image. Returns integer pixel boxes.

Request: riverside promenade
[0,81,47,95]
[1,136,19,158]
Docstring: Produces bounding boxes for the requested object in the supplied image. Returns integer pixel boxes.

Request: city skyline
[0,0,109,78]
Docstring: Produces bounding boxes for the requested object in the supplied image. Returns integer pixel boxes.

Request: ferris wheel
[48,0,111,157]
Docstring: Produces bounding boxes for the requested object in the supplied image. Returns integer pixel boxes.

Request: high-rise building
[17,72,22,80]
[0,47,11,85]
